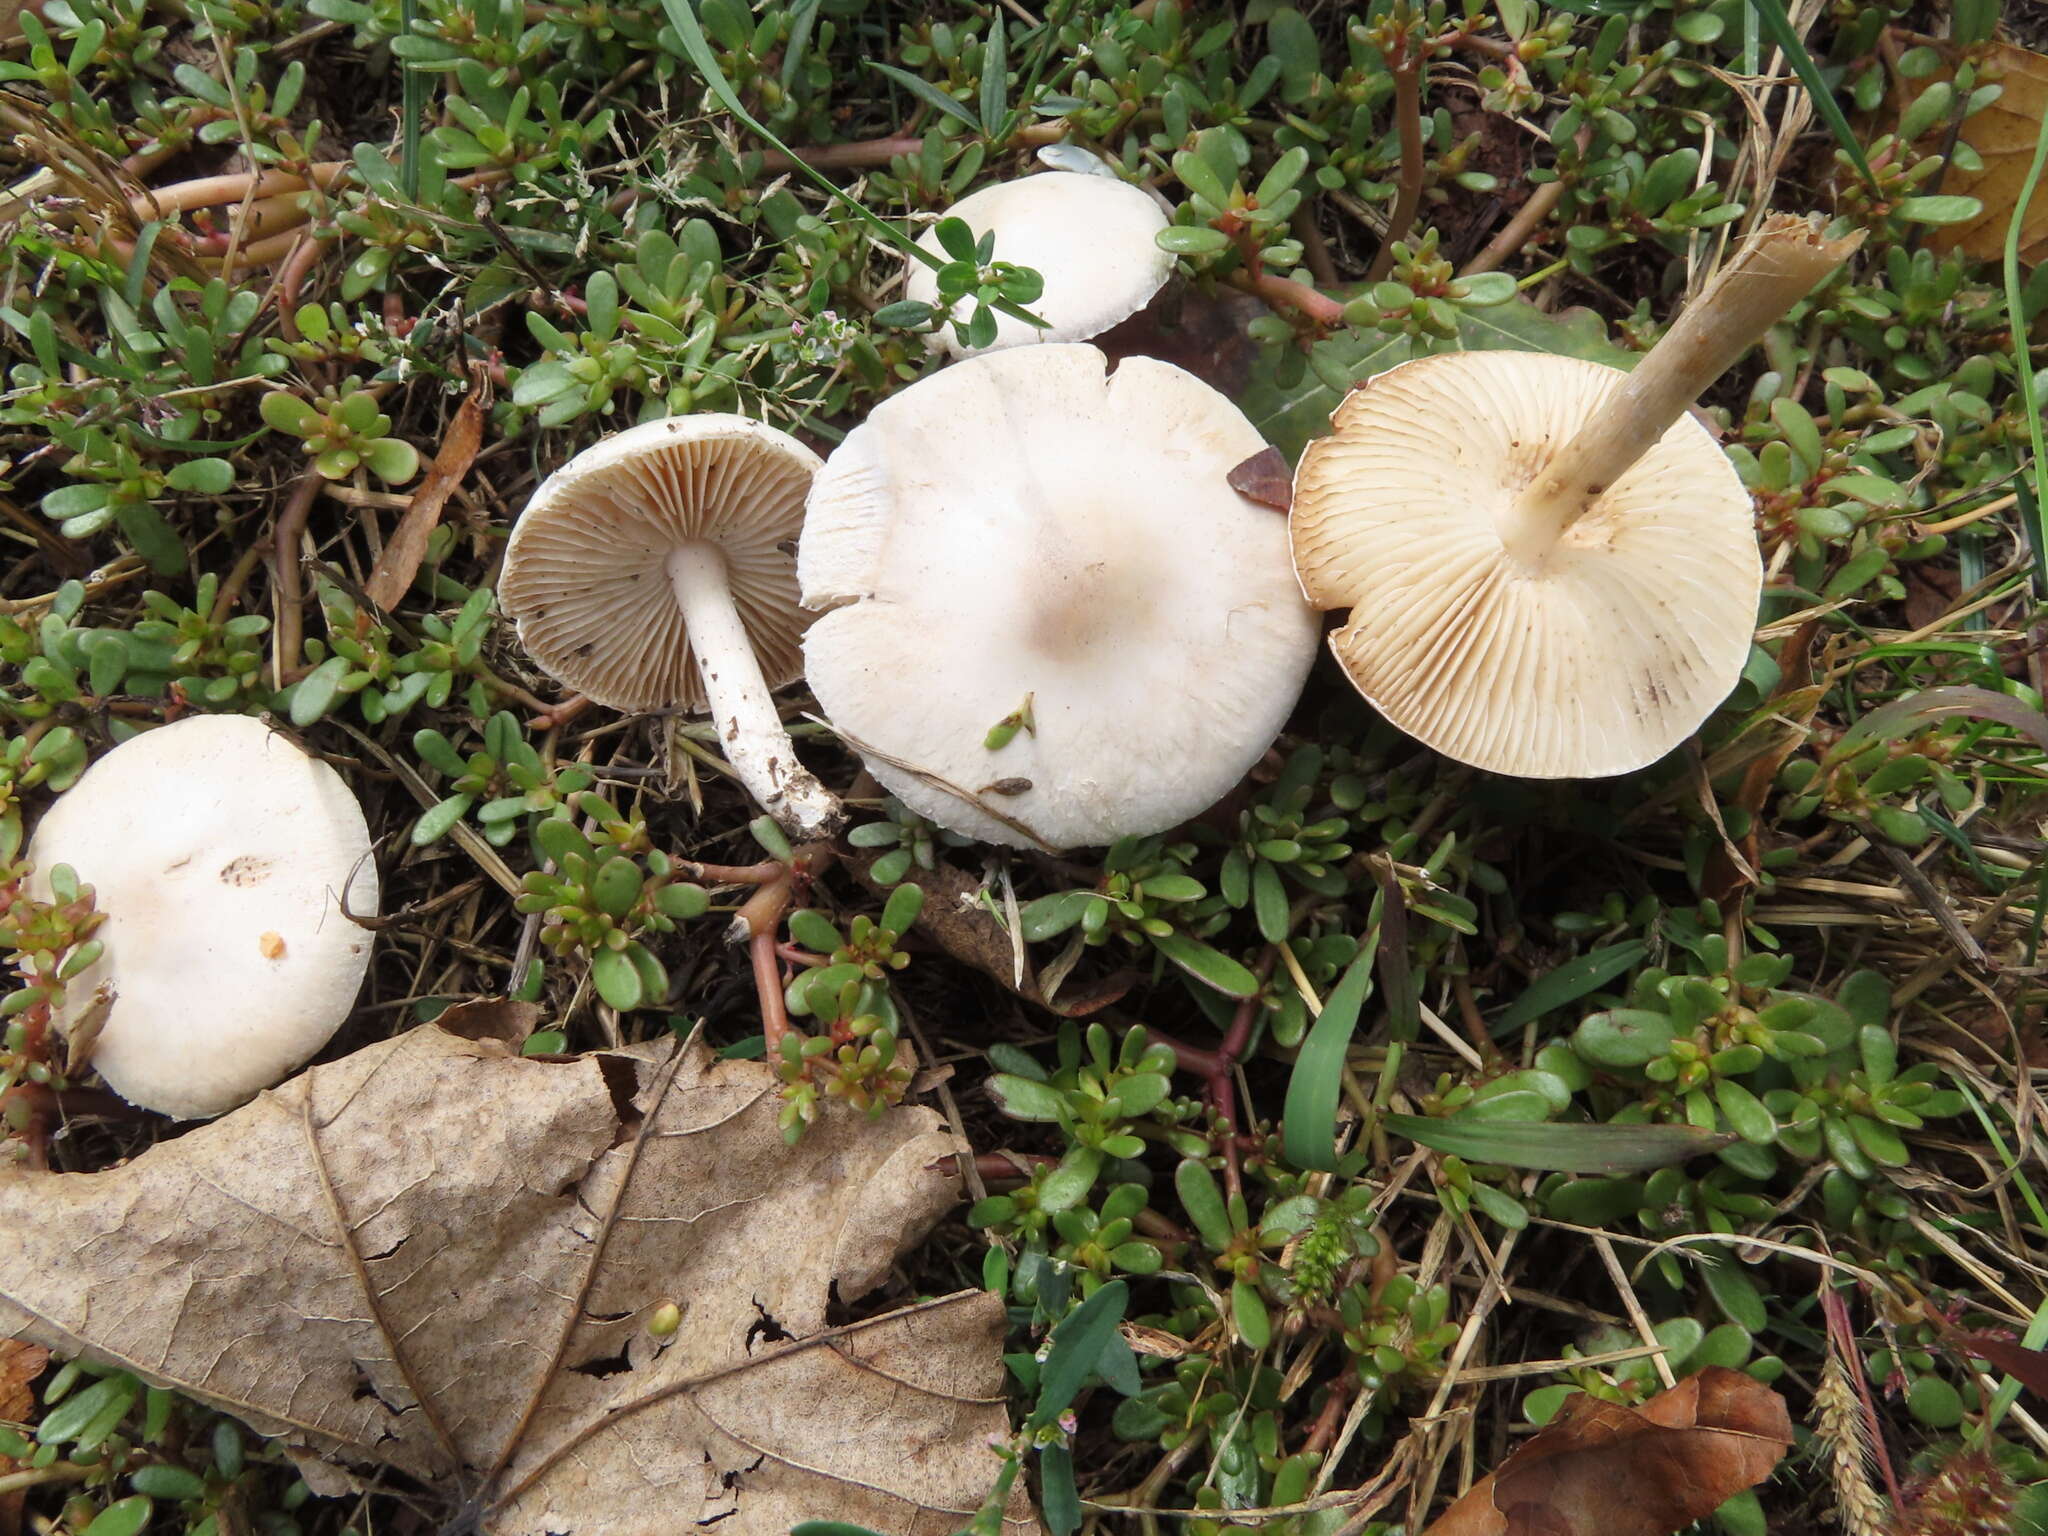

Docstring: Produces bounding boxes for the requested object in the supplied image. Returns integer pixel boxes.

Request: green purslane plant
[260,382,421,483]
[411,710,594,848]
[514,796,710,1015]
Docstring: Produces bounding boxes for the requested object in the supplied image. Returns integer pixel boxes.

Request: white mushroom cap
[801,343,1318,849]
[904,172,1174,358]
[25,714,379,1119]
[499,414,840,836]
[1290,351,1763,779]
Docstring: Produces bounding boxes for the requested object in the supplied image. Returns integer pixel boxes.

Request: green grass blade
[2002,83,2048,597]
[656,0,942,265]
[1382,1115,1735,1175]
[1490,940,1648,1038]
[1027,1279,1127,1429]
[1745,0,1876,191]
[1281,942,1378,1173]
[866,61,982,134]
[977,10,1006,145]
[399,0,425,199]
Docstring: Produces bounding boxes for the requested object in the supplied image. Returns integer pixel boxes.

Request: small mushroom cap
[499,415,821,712]
[801,343,1318,849]
[1290,350,1762,779]
[904,172,1174,358]
[26,714,379,1119]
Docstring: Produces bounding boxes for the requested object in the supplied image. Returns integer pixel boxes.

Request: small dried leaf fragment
[1948,1332,2048,1399]
[0,1025,1031,1536]
[0,1340,46,1536]
[1227,447,1294,512]
[0,1337,45,1422]
[1421,1368,1792,1536]
[364,381,487,613]
[1901,41,2048,264]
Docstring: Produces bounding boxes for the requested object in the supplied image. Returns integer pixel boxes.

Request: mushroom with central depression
[800,343,1318,850]
[499,414,841,836]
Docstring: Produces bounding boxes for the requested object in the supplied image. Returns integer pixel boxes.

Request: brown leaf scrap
[1898,39,2048,265]
[0,1339,47,1536]
[1947,1332,2048,1399]
[1227,447,1294,513]
[363,381,486,613]
[0,1339,43,1423]
[0,1024,1033,1536]
[1421,1368,1792,1536]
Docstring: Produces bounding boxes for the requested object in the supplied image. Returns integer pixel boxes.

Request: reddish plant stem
[268,467,325,687]
[678,857,786,886]
[1301,1367,1357,1455]
[1366,43,1426,283]
[756,121,1065,174]
[528,693,592,731]
[760,135,925,172]
[1150,953,1275,1200]
[0,1082,51,1172]
[733,843,837,1057]
[1232,268,1346,327]
[276,233,328,336]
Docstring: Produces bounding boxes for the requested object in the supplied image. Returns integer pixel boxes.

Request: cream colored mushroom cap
[904,172,1174,357]
[1290,350,1762,779]
[25,714,379,1119]
[801,343,1319,849]
[499,415,820,712]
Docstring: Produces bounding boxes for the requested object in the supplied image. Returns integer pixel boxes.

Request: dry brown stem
[1509,215,1865,553]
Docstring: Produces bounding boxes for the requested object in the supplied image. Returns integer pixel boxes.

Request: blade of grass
[1489,940,1649,1038]
[1281,940,1378,1173]
[865,62,983,134]
[1026,1279,1127,1429]
[1947,1076,2048,1437]
[977,11,1006,145]
[400,0,425,200]
[1745,0,1877,191]
[1382,1115,1735,1174]
[2002,86,2048,597]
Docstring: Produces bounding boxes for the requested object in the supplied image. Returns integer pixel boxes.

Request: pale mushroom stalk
[667,546,839,836]
[1501,215,1866,564]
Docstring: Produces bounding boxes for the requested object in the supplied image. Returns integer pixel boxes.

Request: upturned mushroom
[498,414,841,836]
[801,343,1319,849]
[1290,214,1864,779]
[904,170,1174,358]
[25,713,379,1119]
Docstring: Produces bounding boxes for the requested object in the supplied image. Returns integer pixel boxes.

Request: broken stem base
[1501,215,1866,565]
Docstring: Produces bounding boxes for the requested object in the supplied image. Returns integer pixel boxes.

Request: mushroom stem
[666,547,842,837]
[1502,215,1865,563]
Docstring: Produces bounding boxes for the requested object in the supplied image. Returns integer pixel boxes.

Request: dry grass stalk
[1814,1351,1891,1536]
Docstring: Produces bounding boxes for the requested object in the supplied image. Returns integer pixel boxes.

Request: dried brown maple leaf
[1420,1368,1792,1536]
[0,1020,1034,1536]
